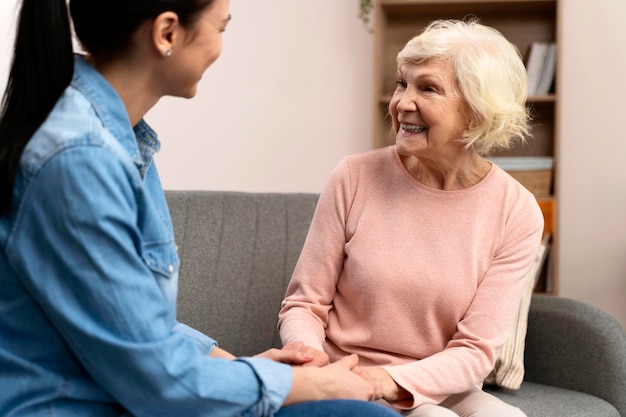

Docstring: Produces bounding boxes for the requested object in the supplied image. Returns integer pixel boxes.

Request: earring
[165,49,172,57]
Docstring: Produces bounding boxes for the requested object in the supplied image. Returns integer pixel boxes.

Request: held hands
[278,343,411,403]
[256,347,375,404]
[211,344,321,366]
[210,345,311,365]
[212,344,398,403]
[285,354,375,405]
[216,343,409,403]
[254,347,315,365]
[281,341,330,366]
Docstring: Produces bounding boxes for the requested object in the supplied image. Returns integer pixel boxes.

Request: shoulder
[487,163,544,229]
[21,87,133,178]
[487,163,536,199]
[333,146,395,180]
[318,147,395,209]
[343,145,394,167]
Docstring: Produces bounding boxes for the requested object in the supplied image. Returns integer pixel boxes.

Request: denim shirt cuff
[236,358,292,417]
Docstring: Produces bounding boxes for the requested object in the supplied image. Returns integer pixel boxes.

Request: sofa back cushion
[165,190,319,356]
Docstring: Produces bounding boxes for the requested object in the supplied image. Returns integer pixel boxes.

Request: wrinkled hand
[254,348,313,366]
[354,366,411,402]
[282,342,330,367]
[285,354,376,405]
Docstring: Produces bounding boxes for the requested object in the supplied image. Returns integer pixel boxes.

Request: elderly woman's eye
[395,80,407,88]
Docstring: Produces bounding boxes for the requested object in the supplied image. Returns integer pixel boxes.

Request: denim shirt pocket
[142,242,179,279]
[142,242,180,309]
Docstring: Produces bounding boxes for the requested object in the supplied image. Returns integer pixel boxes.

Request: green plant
[359,0,374,31]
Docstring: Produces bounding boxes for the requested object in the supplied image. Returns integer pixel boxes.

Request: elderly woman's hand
[354,366,412,402]
[282,342,330,367]
[254,347,315,365]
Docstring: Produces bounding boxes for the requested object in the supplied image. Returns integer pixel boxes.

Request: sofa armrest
[524,294,626,416]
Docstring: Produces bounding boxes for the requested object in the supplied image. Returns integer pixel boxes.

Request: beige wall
[0,0,375,193]
[1,1,625,328]
[557,0,626,328]
[146,0,374,193]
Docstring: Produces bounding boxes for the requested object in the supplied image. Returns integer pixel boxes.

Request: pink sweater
[278,146,544,409]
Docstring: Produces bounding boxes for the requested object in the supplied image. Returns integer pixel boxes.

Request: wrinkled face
[169,0,231,98]
[389,58,469,161]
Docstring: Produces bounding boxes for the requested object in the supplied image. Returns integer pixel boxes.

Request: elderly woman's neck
[400,153,491,191]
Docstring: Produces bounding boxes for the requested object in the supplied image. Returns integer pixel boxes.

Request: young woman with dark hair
[0,1,397,416]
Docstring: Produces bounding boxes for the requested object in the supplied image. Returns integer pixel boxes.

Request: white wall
[0,0,18,83]
[1,1,625,328]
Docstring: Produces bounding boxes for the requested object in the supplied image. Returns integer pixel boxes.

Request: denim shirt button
[168,264,174,273]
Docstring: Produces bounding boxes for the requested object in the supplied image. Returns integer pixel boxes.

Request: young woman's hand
[282,342,330,366]
[284,354,375,404]
[209,346,236,360]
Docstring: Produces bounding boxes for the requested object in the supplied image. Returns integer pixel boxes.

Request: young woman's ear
[152,12,179,57]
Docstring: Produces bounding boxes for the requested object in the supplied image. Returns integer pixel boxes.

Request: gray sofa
[165,190,626,417]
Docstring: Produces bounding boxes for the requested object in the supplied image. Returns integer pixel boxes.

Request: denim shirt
[0,56,292,417]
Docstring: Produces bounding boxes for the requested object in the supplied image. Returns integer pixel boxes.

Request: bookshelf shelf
[372,0,560,294]
[528,94,556,103]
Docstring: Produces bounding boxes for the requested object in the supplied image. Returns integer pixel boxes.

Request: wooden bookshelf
[372,0,560,294]
[536,197,556,294]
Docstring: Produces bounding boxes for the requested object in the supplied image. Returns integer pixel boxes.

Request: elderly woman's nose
[396,91,417,111]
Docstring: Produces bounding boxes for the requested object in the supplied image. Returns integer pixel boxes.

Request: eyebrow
[223,14,232,23]
[398,66,444,81]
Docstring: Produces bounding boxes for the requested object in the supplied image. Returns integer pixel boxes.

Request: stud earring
[165,49,172,57]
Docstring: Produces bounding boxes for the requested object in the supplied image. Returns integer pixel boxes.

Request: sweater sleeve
[382,192,544,409]
[277,158,353,351]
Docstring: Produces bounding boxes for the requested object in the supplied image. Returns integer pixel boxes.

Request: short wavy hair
[397,19,531,154]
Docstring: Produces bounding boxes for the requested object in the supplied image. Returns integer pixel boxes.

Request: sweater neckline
[390,146,496,195]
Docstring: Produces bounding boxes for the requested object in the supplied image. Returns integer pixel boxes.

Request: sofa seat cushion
[486,382,620,417]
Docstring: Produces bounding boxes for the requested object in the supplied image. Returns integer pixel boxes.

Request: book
[536,42,557,95]
[526,42,548,95]
[533,233,553,293]
[525,42,557,96]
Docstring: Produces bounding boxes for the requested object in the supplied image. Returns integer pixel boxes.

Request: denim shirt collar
[72,55,160,178]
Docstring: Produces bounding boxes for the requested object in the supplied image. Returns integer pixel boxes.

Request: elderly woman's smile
[401,123,427,133]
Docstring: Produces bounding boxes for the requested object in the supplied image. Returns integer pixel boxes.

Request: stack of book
[487,156,554,196]
[526,42,557,96]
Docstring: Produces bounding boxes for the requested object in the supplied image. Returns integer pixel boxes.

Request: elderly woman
[278,19,544,417]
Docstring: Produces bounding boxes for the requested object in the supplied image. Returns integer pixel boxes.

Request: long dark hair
[0,0,215,215]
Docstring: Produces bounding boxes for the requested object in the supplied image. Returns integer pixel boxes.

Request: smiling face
[389,58,470,163]
[166,0,231,98]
